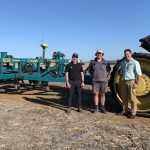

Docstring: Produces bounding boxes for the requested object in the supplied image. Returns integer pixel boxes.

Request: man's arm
[81,72,84,87]
[80,64,84,86]
[65,72,69,83]
[65,72,71,88]
[81,72,84,82]
[135,75,141,85]
[135,61,142,85]
[65,64,71,88]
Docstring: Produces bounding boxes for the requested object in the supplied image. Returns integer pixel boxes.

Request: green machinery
[0,47,70,88]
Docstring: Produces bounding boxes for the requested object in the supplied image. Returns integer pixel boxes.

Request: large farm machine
[0,44,70,91]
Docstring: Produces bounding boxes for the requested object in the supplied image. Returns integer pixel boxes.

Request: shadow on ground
[0,81,122,113]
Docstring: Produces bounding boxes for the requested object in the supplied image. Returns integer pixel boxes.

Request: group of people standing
[65,49,142,119]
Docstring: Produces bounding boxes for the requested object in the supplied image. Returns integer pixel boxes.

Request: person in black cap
[65,53,84,113]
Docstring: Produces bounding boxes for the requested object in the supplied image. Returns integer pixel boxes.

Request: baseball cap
[95,49,104,56]
[72,53,78,58]
[96,49,103,54]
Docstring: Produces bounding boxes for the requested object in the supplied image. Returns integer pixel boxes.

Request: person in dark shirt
[88,49,111,113]
[65,53,84,113]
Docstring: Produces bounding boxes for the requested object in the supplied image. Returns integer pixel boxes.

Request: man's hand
[66,82,71,88]
[132,83,138,89]
[81,82,85,87]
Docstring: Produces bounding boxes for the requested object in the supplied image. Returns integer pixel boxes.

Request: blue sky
[0,0,149,60]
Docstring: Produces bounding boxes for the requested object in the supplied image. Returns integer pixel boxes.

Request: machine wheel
[110,53,150,113]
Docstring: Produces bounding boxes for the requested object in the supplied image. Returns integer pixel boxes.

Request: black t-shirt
[65,62,83,81]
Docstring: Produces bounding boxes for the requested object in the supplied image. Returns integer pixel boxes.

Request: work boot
[100,106,106,114]
[78,108,83,113]
[93,105,99,114]
[93,109,99,114]
[66,107,71,113]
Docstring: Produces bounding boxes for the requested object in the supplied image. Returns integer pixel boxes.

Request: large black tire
[110,53,150,113]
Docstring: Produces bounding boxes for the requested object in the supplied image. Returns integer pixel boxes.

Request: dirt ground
[0,81,149,150]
